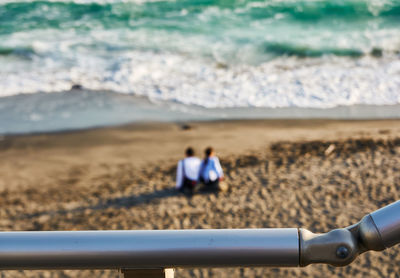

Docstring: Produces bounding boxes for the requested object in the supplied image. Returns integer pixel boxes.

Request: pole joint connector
[299,228,358,267]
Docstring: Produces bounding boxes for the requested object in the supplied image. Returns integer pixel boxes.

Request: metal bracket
[120,268,174,278]
[299,201,400,267]
[299,215,387,267]
[299,228,358,266]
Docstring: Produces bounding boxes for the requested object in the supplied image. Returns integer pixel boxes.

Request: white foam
[1,26,400,109]
[1,46,400,109]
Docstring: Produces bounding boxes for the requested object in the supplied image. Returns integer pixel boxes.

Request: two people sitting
[175,146,224,195]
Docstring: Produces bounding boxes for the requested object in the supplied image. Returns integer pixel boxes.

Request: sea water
[1,0,400,133]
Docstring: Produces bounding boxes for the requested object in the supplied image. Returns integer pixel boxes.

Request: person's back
[176,147,201,194]
[200,157,223,182]
[199,147,224,190]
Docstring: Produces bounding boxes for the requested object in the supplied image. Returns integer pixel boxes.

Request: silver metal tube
[370,200,400,248]
[1,200,399,270]
[0,229,299,269]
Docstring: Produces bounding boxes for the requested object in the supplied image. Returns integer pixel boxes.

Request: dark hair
[205,147,213,157]
[185,147,195,157]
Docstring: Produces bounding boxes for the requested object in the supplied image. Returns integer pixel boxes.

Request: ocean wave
[1,0,400,109]
[239,0,400,20]
[2,0,400,33]
[1,49,400,108]
[1,0,399,59]
[2,0,400,17]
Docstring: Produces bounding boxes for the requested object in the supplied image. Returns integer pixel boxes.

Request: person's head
[205,147,214,158]
[185,147,195,157]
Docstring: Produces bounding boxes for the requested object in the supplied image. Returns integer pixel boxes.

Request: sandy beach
[0,119,400,277]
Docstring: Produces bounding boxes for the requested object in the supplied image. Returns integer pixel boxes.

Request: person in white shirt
[199,147,224,191]
[176,147,201,194]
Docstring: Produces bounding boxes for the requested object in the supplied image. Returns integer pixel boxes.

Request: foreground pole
[0,229,299,269]
[0,201,399,276]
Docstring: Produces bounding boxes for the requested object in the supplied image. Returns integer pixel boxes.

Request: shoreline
[1,90,400,135]
[2,117,400,137]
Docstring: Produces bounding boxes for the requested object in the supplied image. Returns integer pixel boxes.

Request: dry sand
[0,119,400,277]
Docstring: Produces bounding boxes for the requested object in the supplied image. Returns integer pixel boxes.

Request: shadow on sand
[17,186,220,221]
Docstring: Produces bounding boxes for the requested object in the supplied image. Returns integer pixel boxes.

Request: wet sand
[0,119,399,277]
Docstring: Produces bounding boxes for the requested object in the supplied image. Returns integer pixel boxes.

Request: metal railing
[0,201,399,277]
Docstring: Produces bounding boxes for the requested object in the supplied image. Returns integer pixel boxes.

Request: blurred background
[0,0,400,277]
[1,0,400,133]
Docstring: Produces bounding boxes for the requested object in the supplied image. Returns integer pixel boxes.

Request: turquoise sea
[0,0,400,133]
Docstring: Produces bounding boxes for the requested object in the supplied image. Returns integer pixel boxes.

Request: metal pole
[0,229,299,269]
[370,201,400,248]
[0,201,398,271]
